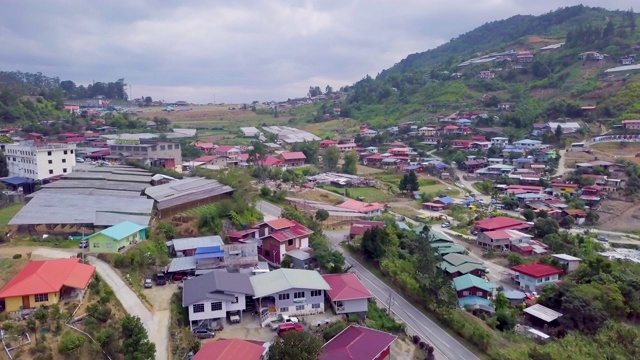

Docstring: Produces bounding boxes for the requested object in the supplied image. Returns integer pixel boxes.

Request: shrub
[419,341,427,350]
[12,254,22,259]
[323,321,348,341]
[58,331,86,355]
[412,335,421,344]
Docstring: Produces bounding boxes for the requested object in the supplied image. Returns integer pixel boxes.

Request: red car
[172,273,183,281]
[277,323,304,337]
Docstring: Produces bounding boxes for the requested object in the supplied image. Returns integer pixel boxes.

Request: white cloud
[0,0,636,103]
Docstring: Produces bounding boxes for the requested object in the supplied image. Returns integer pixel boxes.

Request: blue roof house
[87,221,149,253]
[195,246,226,268]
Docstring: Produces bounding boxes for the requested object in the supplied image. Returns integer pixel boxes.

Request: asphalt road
[257,200,282,221]
[342,250,480,360]
[266,207,479,360]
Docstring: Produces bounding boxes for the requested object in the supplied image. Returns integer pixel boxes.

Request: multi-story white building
[4,141,77,180]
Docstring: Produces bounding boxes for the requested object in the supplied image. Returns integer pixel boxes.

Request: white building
[490,137,509,148]
[5,141,77,180]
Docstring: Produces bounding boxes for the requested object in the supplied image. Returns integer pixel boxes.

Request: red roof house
[279,151,306,167]
[322,273,373,315]
[192,339,267,360]
[320,139,339,149]
[349,220,384,239]
[474,217,531,232]
[511,263,563,291]
[320,325,397,360]
[0,258,96,312]
[336,199,383,216]
[193,141,216,152]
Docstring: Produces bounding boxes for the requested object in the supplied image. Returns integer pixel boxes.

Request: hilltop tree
[308,86,322,97]
[325,85,333,94]
[322,146,341,171]
[341,150,358,175]
[602,19,615,38]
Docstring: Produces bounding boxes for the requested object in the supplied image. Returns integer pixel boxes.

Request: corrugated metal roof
[170,236,223,251]
[250,269,331,298]
[144,177,233,210]
[9,193,153,226]
[182,271,254,306]
[42,179,148,192]
[167,256,197,272]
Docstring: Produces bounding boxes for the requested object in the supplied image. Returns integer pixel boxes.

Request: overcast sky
[0,1,636,103]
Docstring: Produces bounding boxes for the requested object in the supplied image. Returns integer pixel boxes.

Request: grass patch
[215,137,253,146]
[418,184,460,198]
[366,299,405,333]
[0,203,25,232]
[10,236,79,248]
[324,186,394,202]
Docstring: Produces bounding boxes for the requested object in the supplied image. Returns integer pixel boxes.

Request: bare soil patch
[597,200,640,232]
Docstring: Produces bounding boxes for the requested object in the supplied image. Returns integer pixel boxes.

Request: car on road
[597,236,609,242]
[192,327,215,339]
[277,323,304,337]
[144,279,153,289]
[441,222,451,228]
[155,273,167,286]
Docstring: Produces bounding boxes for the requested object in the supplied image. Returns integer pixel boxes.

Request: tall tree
[268,331,323,360]
[322,146,341,171]
[602,19,615,38]
[555,125,563,142]
[407,171,419,192]
[120,315,156,360]
[341,150,358,175]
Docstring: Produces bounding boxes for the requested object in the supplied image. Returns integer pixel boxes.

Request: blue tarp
[194,246,224,259]
[0,177,31,186]
[434,162,449,169]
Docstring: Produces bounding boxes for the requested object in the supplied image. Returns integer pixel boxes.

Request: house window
[295,305,305,311]
[63,168,67,173]
[279,307,288,313]
[167,144,173,150]
[211,302,223,311]
[312,303,321,309]
[544,276,550,281]
[47,151,52,156]
[232,296,238,304]
[193,304,205,313]
[62,159,66,163]
[93,243,99,248]
[293,291,305,299]
[34,293,49,303]
[70,150,74,154]
[463,291,470,296]
[278,293,290,301]
[310,290,321,297]
[106,243,113,249]
[476,291,483,296]
[160,145,166,150]
[49,169,53,174]
[48,160,52,164]
[288,239,293,246]
[64,150,68,155]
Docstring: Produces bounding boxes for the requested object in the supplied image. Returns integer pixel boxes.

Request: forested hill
[381,5,630,77]
[340,5,639,134]
[0,71,127,124]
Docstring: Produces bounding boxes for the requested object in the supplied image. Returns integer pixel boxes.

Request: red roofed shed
[474,217,531,232]
[320,325,397,360]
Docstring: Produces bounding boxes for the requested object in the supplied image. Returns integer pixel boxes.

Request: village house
[87,221,148,253]
[319,325,397,360]
[578,51,604,61]
[193,155,229,169]
[193,141,216,152]
[580,185,602,206]
[167,236,224,257]
[214,145,241,161]
[512,139,543,150]
[478,70,495,79]
[252,218,314,265]
[620,56,635,65]
[456,118,472,127]
[562,209,588,225]
[453,274,495,300]
[490,137,509,148]
[337,143,357,153]
[442,125,460,134]
[349,220,384,240]
[418,126,438,136]
[439,254,487,279]
[551,182,578,195]
[474,217,532,233]
[251,269,331,327]
[552,254,582,272]
[0,258,95,312]
[363,154,384,167]
[336,199,383,217]
[511,263,563,291]
[191,339,269,360]
[319,139,338,149]
[322,273,372,317]
[546,122,581,134]
[476,229,532,251]
[461,159,488,173]
[498,102,514,111]
[182,271,254,330]
[451,140,471,149]
[389,147,411,156]
[517,51,534,63]
[621,120,640,130]
[279,152,306,167]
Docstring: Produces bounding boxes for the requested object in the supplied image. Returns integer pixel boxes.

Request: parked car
[229,311,241,324]
[76,157,85,163]
[155,273,167,286]
[441,222,451,228]
[172,273,183,281]
[269,314,300,330]
[277,323,304,337]
[597,236,608,242]
[192,327,215,339]
[78,240,89,249]
[144,279,153,289]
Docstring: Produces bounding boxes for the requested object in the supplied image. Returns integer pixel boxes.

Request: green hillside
[340,5,640,133]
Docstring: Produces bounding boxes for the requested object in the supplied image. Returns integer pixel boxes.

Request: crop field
[323,186,394,203]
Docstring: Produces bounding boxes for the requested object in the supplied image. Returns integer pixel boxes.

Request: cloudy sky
[0,1,636,103]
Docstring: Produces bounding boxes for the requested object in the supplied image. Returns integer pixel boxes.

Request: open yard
[292,189,344,204]
[302,118,362,138]
[373,173,461,198]
[0,202,24,232]
[0,257,29,287]
[322,185,395,203]
[590,142,640,164]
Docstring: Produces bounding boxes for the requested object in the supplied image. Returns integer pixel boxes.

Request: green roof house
[87,221,148,253]
[453,274,495,299]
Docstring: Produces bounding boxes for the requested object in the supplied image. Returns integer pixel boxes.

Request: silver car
[144,279,153,289]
